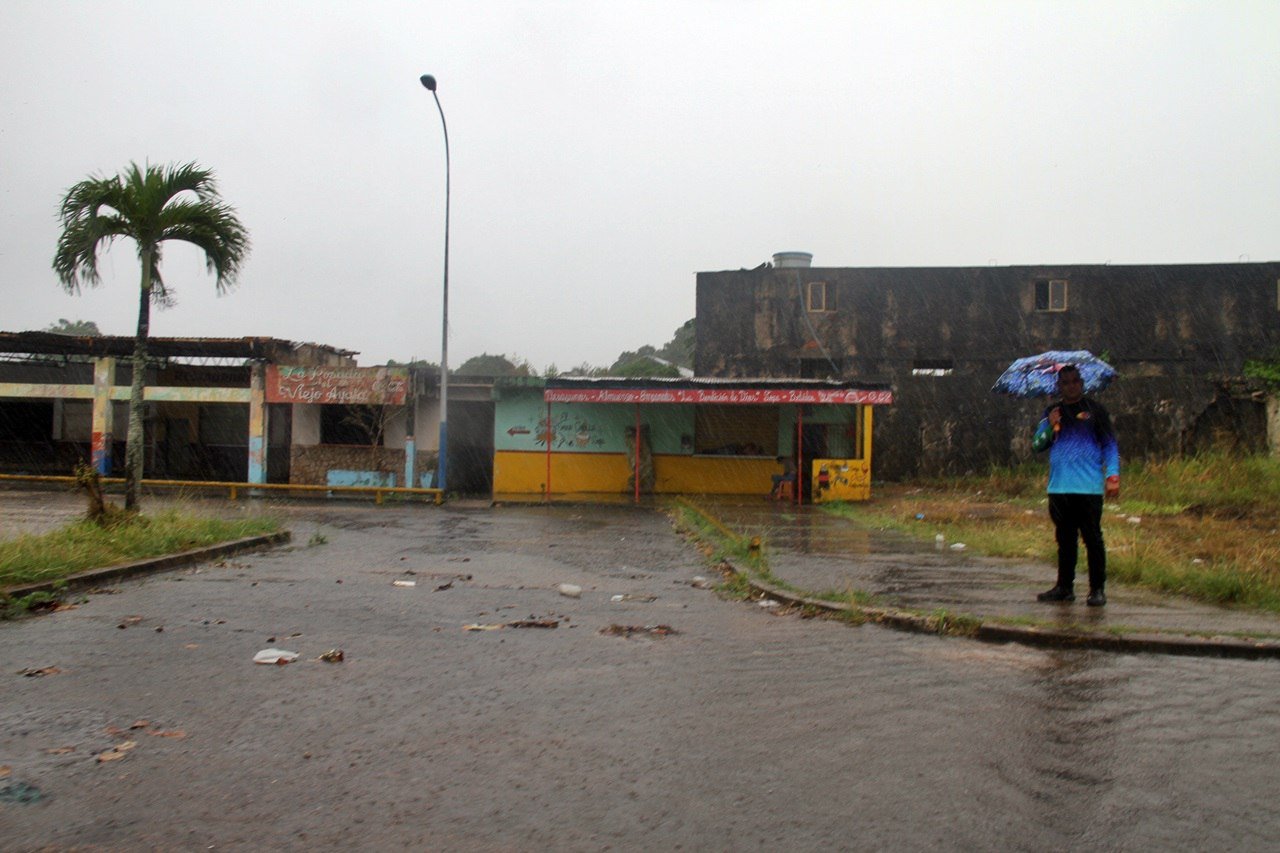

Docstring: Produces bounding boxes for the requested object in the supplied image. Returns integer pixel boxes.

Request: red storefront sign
[265,365,408,405]
[543,387,893,405]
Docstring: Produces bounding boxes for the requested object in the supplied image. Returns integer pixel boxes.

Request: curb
[1,531,293,600]
[725,563,1280,661]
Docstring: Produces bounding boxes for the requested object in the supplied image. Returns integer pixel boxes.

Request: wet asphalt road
[2,494,1280,850]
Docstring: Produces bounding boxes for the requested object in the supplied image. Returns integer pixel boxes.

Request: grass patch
[670,500,825,600]
[828,450,1280,613]
[0,587,67,619]
[925,609,983,636]
[670,501,766,573]
[0,508,281,590]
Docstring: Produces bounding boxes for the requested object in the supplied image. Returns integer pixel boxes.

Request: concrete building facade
[696,258,1280,480]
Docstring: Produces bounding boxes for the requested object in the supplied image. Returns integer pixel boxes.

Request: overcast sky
[3,1,1278,370]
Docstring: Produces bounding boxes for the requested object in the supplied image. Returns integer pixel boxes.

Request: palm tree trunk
[124,249,153,511]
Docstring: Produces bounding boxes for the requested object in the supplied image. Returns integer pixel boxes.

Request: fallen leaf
[96,741,136,763]
[463,623,504,631]
[149,730,187,739]
[183,643,200,650]
[319,649,345,663]
[51,602,80,612]
[18,666,62,677]
[0,766,10,778]
[45,746,76,755]
[129,720,151,730]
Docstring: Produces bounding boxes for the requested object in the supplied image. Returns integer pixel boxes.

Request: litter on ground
[600,624,678,638]
[253,648,299,665]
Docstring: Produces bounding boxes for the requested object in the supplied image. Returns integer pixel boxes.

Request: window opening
[807,281,835,312]
[1034,279,1068,312]
[321,404,387,446]
[800,358,841,379]
[911,358,954,377]
[694,405,776,456]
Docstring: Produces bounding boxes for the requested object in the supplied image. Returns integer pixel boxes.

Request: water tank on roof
[772,251,813,268]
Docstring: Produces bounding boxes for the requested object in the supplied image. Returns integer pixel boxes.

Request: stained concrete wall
[696,262,1280,479]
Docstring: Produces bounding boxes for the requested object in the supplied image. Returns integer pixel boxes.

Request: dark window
[321,405,386,446]
[694,405,777,456]
[799,358,841,379]
[911,358,954,377]
[1034,279,1068,311]
[0,402,53,441]
[807,281,835,312]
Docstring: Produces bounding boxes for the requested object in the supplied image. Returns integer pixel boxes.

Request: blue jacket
[1032,397,1120,494]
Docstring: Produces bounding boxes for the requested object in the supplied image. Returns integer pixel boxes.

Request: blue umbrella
[991,350,1116,398]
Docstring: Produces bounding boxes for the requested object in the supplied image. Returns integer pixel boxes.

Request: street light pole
[420,73,450,492]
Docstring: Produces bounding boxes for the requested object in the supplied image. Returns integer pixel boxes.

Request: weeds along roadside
[668,499,876,626]
[0,505,282,612]
[669,499,995,635]
[827,450,1280,614]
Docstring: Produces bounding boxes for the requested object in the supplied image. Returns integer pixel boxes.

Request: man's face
[1057,370,1084,403]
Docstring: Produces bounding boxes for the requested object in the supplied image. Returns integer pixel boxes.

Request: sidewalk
[688,497,1280,658]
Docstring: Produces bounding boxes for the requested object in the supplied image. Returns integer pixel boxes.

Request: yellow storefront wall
[494,451,776,496]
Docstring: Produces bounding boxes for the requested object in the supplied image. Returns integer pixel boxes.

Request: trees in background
[44,319,102,336]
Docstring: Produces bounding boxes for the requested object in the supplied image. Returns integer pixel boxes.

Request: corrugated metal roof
[544,375,890,391]
[0,331,357,362]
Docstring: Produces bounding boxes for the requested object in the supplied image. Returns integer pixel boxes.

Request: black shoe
[1037,585,1074,603]
[1086,589,1106,607]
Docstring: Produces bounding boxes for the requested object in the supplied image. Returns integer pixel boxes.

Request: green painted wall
[493,388,694,454]
[495,388,859,458]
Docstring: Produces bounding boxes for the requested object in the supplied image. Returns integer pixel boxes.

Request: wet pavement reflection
[695,496,1280,641]
[2,491,1279,848]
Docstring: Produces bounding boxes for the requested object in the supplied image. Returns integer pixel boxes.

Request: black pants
[1048,493,1106,592]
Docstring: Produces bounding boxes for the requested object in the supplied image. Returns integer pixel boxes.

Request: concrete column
[404,389,417,490]
[248,362,268,484]
[92,357,116,475]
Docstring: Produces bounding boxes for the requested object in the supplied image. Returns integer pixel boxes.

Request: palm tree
[53,162,249,511]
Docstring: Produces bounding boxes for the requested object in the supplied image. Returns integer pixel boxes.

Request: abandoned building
[696,253,1280,480]
[0,332,495,494]
[6,253,1278,497]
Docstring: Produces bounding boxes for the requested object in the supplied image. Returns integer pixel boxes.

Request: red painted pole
[796,408,804,505]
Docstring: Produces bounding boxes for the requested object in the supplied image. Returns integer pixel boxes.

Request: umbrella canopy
[991,350,1116,398]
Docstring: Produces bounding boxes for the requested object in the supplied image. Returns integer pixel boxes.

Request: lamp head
[420,74,437,91]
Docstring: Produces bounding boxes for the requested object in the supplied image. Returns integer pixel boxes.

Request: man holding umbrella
[1031,364,1120,606]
